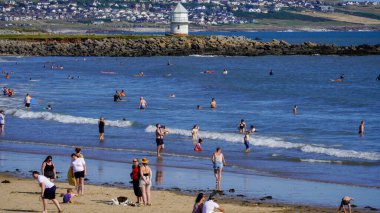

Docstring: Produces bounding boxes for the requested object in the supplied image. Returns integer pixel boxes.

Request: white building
[170,2,188,36]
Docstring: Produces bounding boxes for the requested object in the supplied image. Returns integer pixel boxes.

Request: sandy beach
[0,173,344,213]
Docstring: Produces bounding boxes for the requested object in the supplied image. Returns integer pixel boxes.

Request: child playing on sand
[63,188,77,203]
[194,139,203,152]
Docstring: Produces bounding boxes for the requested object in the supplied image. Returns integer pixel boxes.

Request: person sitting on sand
[63,188,77,203]
[210,98,217,109]
[192,193,206,213]
[32,171,63,213]
[194,139,203,152]
[338,196,354,213]
[203,195,224,213]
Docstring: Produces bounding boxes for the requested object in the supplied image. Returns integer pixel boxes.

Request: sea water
[0,54,379,207]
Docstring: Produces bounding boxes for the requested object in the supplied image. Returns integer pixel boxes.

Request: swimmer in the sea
[358,120,364,136]
[244,131,250,152]
[5,73,10,79]
[114,90,121,102]
[269,69,273,76]
[45,105,52,111]
[24,93,31,108]
[335,74,344,82]
[197,105,203,110]
[139,97,147,110]
[376,74,380,81]
[134,72,144,77]
[120,90,126,97]
[170,94,176,98]
[210,98,217,109]
[3,87,8,96]
[239,119,246,133]
[293,105,298,114]
[222,69,228,75]
[249,125,256,133]
[7,88,14,97]
[191,125,200,142]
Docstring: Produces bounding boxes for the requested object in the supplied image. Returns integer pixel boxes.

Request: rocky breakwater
[0,35,379,56]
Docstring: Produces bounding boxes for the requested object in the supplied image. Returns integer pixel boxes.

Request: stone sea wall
[0,36,379,56]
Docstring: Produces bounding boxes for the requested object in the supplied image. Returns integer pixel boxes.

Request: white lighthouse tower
[170,2,189,36]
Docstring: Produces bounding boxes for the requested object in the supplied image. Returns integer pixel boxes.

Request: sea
[0,31,379,208]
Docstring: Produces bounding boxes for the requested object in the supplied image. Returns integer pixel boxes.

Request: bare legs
[42,198,62,213]
[75,177,85,195]
[100,133,104,141]
[157,145,164,157]
[140,184,151,205]
[214,169,222,191]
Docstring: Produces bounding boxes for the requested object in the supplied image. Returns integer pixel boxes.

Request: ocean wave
[145,125,380,161]
[189,54,218,57]
[300,159,343,164]
[6,109,133,127]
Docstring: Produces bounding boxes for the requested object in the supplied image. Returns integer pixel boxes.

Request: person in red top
[130,158,142,204]
[194,139,203,152]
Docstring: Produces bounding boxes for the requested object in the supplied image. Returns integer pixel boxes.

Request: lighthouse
[170,2,189,36]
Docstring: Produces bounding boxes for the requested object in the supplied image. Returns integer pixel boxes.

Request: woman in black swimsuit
[98,117,105,141]
[41,155,56,182]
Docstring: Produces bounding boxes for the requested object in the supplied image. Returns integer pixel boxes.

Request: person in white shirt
[0,110,5,134]
[202,195,224,213]
[32,171,62,213]
[71,153,86,195]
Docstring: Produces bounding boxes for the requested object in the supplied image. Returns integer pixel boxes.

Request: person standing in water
[32,171,63,213]
[113,90,121,102]
[155,123,168,157]
[244,131,251,152]
[139,97,148,110]
[211,147,226,191]
[25,93,31,108]
[359,120,364,136]
[210,98,217,109]
[191,124,200,142]
[269,69,273,76]
[293,105,298,114]
[0,110,5,134]
[194,138,203,152]
[98,117,105,141]
[377,74,380,81]
[239,119,246,133]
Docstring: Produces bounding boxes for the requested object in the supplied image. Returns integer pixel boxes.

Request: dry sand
[0,173,343,213]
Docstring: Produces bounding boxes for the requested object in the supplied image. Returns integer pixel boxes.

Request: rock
[1,180,11,183]
[228,189,235,193]
[237,194,245,197]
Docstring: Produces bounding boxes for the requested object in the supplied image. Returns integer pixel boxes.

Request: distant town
[0,0,378,27]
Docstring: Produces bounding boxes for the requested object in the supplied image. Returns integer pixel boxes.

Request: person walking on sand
[211,147,226,191]
[244,131,250,152]
[139,97,148,110]
[239,119,246,133]
[0,110,5,134]
[203,195,224,213]
[338,196,354,213]
[130,158,143,204]
[32,171,63,213]
[98,117,105,141]
[192,193,206,213]
[155,123,168,157]
[139,158,152,206]
[210,98,217,109]
[71,153,86,195]
[41,155,56,182]
[359,120,364,136]
[25,93,31,108]
[191,124,200,142]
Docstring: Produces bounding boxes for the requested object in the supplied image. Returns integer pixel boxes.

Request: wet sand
[0,172,363,213]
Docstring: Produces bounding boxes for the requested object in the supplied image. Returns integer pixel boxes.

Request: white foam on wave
[189,54,218,57]
[6,109,133,127]
[145,125,380,161]
[300,159,342,164]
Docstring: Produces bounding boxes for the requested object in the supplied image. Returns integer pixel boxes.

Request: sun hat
[141,158,149,164]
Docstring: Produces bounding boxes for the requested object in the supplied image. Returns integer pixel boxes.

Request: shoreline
[0,172,343,213]
[1,150,379,211]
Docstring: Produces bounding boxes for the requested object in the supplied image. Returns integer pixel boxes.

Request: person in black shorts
[155,123,168,157]
[338,196,354,213]
[32,171,62,212]
[98,117,105,141]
